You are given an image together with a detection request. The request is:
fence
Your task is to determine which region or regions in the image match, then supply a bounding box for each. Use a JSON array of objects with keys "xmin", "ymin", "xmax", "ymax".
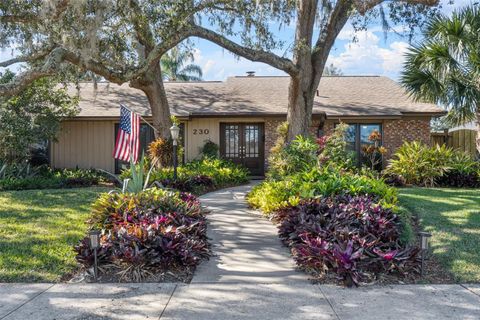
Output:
[{"xmin": 431, "ymin": 129, "xmax": 478, "ymax": 157}]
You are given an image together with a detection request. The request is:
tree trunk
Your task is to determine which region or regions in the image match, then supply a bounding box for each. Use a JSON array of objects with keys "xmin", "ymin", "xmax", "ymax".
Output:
[
  {"xmin": 286, "ymin": 0, "xmax": 350, "ymax": 142},
  {"xmin": 286, "ymin": 0, "xmax": 318, "ymax": 141},
  {"xmin": 286, "ymin": 73, "xmax": 315, "ymax": 140},
  {"xmin": 130, "ymin": 65, "xmax": 172, "ymax": 139}
]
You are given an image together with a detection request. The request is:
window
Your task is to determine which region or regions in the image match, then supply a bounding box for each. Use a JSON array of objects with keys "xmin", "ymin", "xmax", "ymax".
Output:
[
  {"xmin": 335, "ymin": 123, "xmax": 383, "ymax": 168},
  {"xmin": 114, "ymin": 123, "xmax": 184, "ymax": 173}
]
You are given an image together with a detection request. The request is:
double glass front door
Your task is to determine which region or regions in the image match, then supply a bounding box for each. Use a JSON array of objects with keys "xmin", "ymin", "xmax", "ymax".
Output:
[{"xmin": 220, "ymin": 123, "xmax": 265, "ymax": 176}]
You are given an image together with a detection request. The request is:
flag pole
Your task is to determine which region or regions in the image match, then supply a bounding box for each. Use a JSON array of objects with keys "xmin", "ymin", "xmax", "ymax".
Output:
[{"xmin": 120, "ymin": 104, "xmax": 158, "ymax": 133}]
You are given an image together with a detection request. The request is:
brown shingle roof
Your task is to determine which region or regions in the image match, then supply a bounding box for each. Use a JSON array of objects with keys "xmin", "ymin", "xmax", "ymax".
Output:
[{"xmin": 70, "ymin": 76, "xmax": 443, "ymax": 119}]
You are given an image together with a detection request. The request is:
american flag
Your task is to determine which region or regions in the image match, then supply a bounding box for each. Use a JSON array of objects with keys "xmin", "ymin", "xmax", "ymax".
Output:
[{"xmin": 113, "ymin": 105, "xmax": 141, "ymax": 163}]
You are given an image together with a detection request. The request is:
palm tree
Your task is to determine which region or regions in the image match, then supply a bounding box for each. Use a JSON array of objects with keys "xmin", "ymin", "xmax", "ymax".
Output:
[
  {"xmin": 401, "ymin": 5, "xmax": 480, "ymax": 154},
  {"xmin": 161, "ymin": 47, "xmax": 203, "ymax": 81}
]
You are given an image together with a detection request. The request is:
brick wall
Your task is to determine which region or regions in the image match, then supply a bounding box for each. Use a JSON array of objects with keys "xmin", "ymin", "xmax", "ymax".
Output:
[
  {"xmin": 383, "ymin": 118, "xmax": 431, "ymax": 159},
  {"xmin": 263, "ymin": 117, "xmax": 432, "ymax": 166},
  {"xmin": 264, "ymin": 118, "xmax": 285, "ymax": 166}
]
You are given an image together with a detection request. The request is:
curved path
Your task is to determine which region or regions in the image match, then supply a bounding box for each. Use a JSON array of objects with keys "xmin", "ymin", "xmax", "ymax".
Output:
[{"xmin": 192, "ymin": 181, "xmax": 307, "ymax": 284}]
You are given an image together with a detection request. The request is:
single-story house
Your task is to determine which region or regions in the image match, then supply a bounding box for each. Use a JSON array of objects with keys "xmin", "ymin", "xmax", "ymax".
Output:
[{"xmin": 50, "ymin": 75, "xmax": 444, "ymax": 175}]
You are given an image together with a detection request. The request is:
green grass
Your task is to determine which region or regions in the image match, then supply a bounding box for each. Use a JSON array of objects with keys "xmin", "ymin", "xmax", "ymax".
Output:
[
  {"xmin": 0, "ymin": 187, "xmax": 108, "ymax": 282},
  {"xmin": 398, "ymin": 187, "xmax": 480, "ymax": 283}
]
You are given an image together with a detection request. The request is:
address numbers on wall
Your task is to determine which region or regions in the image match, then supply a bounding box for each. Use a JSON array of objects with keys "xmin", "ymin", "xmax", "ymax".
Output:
[{"xmin": 192, "ymin": 129, "xmax": 210, "ymax": 135}]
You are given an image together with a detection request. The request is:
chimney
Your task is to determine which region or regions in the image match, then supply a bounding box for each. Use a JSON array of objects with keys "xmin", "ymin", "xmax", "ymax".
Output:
[{"xmin": 246, "ymin": 71, "xmax": 255, "ymax": 77}]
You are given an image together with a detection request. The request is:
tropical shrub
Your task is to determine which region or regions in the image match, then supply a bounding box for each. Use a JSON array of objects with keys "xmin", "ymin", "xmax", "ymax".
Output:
[
  {"xmin": 148, "ymin": 138, "xmax": 184, "ymax": 168},
  {"xmin": 248, "ymin": 166, "xmax": 397, "ymax": 214},
  {"xmin": 386, "ymin": 141, "xmax": 480, "ymax": 187},
  {"xmin": 360, "ymin": 130, "xmax": 387, "ymax": 171},
  {"xmin": 74, "ymin": 188, "xmax": 209, "ymax": 281},
  {"xmin": 273, "ymin": 195, "xmax": 419, "ymax": 286},
  {"xmin": 160, "ymin": 175, "xmax": 214, "ymax": 193},
  {"xmin": 200, "ymin": 140, "xmax": 219, "ymax": 158},
  {"xmin": 0, "ymin": 164, "xmax": 110, "ymax": 191},
  {"xmin": 147, "ymin": 158, "xmax": 249, "ymax": 193},
  {"xmin": 318, "ymin": 123, "xmax": 355, "ymax": 169},
  {"xmin": 436, "ymin": 170, "xmax": 480, "ymax": 188},
  {"xmin": 267, "ymin": 135, "xmax": 319, "ymax": 180}
]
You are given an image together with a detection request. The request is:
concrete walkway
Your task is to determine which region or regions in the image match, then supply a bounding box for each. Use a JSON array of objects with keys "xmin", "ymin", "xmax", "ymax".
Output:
[{"xmin": 1, "ymin": 183, "xmax": 480, "ymax": 319}]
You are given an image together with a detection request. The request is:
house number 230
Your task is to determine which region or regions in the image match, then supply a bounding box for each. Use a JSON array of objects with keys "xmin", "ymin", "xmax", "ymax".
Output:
[{"xmin": 193, "ymin": 129, "xmax": 209, "ymax": 135}]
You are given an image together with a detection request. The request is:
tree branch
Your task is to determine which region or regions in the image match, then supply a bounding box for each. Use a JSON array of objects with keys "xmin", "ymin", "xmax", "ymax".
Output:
[
  {"xmin": 0, "ymin": 47, "xmax": 67, "ymax": 96},
  {"xmin": 0, "ymin": 0, "xmax": 70, "ymax": 24},
  {"xmin": 311, "ymin": 0, "xmax": 351, "ymax": 78},
  {"xmin": 128, "ymin": 0, "xmax": 155, "ymax": 52},
  {"xmin": 189, "ymin": 24, "xmax": 298, "ymax": 76},
  {"xmin": 0, "ymin": 46, "xmax": 55, "ymax": 67},
  {"xmin": 353, "ymin": 0, "xmax": 439, "ymax": 15}
]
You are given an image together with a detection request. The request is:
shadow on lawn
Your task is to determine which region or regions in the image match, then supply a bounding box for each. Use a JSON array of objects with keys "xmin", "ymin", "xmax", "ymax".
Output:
[
  {"xmin": 0, "ymin": 188, "xmax": 107, "ymax": 282},
  {"xmin": 398, "ymin": 188, "xmax": 480, "ymax": 282}
]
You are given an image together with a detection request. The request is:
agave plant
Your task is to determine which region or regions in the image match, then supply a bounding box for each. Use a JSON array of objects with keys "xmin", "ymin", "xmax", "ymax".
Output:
[{"xmin": 100, "ymin": 154, "xmax": 159, "ymax": 194}]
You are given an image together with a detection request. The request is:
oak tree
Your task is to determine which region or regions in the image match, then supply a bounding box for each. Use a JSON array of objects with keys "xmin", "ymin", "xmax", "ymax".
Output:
[
  {"xmin": 190, "ymin": 0, "xmax": 441, "ymax": 140},
  {"xmin": 0, "ymin": 0, "xmax": 219, "ymax": 138}
]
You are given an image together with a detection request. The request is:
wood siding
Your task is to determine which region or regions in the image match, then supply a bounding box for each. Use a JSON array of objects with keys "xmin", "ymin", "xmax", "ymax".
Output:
[
  {"xmin": 51, "ymin": 117, "xmax": 270, "ymax": 171},
  {"xmin": 51, "ymin": 120, "xmax": 115, "ymax": 172},
  {"xmin": 431, "ymin": 129, "xmax": 478, "ymax": 157},
  {"xmin": 185, "ymin": 117, "xmax": 268, "ymax": 161}
]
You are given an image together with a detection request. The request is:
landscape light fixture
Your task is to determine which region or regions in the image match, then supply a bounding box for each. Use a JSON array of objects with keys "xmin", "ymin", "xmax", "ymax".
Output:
[
  {"xmin": 170, "ymin": 124, "xmax": 180, "ymax": 180},
  {"xmin": 418, "ymin": 231, "xmax": 432, "ymax": 276},
  {"xmin": 89, "ymin": 229, "xmax": 101, "ymax": 281}
]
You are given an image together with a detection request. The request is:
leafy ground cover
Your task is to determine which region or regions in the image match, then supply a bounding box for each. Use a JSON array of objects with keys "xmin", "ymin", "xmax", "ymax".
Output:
[
  {"xmin": 0, "ymin": 187, "xmax": 108, "ymax": 282},
  {"xmin": 398, "ymin": 187, "xmax": 480, "ymax": 282},
  {"xmin": 274, "ymin": 195, "xmax": 418, "ymax": 286},
  {"xmin": 122, "ymin": 157, "xmax": 250, "ymax": 195},
  {"xmin": 0, "ymin": 164, "xmax": 112, "ymax": 191},
  {"xmin": 75, "ymin": 188, "xmax": 210, "ymax": 282}
]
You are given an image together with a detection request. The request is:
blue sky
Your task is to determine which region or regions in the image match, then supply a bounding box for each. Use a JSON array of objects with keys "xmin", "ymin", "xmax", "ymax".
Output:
[
  {"xmin": 0, "ymin": 0, "xmax": 472, "ymax": 81},
  {"xmin": 190, "ymin": 0, "xmax": 472, "ymax": 81}
]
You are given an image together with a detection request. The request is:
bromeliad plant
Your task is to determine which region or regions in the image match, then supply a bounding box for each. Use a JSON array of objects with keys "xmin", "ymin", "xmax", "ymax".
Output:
[
  {"xmin": 361, "ymin": 130, "xmax": 387, "ymax": 171},
  {"xmin": 273, "ymin": 195, "xmax": 419, "ymax": 286},
  {"xmin": 74, "ymin": 188, "xmax": 209, "ymax": 281}
]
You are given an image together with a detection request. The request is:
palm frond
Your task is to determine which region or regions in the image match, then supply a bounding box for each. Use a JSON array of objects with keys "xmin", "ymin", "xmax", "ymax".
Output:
[{"xmin": 401, "ymin": 5, "xmax": 480, "ymax": 127}]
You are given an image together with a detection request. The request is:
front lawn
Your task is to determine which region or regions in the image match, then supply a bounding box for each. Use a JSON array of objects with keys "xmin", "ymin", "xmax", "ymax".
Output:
[
  {"xmin": 0, "ymin": 187, "xmax": 108, "ymax": 282},
  {"xmin": 398, "ymin": 188, "xmax": 480, "ymax": 282}
]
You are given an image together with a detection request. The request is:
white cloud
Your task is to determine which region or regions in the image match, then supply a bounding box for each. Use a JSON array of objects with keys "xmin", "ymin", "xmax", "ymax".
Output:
[
  {"xmin": 328, "ymin": 30, "xmax": 409, "ymax": 79},
  {"xmin": 193, "ymin": 46, "xmax": 286, "ymax": 80}
]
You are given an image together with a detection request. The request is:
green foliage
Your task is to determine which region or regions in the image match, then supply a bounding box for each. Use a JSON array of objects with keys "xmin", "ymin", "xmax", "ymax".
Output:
[
  {"xmin": 161, "ymin": 45, "xmax": 203, "ymax": 81},
  {"xmin": 318, "ymin": 123, "xmax": 355, "ymax": 169},
  {"xmin": 386, "ymin": 141, "xmax": 479, "ymax": 187},
  {"xmin": 401, "ymin": 5, "xmax": 480, "ymax": 126},
  {"xmin": 267, "ymin": 135, "xmax": 319, "ymax": 180},
  {"xmin": 151, "ymin": 158, "xmax": 249, "ymax": 187},
  {"xmin": 248, "ymin": 166, "xmax": 397, "ymax": 214},
  {"xmin": 0, "ymin": 72, "xmax": 78, "ymax": 162},
  {"xmin": 200, "ymin": 139, "xmax": 219, "ymax": 158},
  {"xmin": 0, "ymin": 165, "xmax": 110, "ymax": 191},
  {"xmin": 122, "ymin": 158, "xmax": 249, "ymax": 193},
  {"xmin": 250, "ymin": 127, "xmax": 395, "ymax": 214}
]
